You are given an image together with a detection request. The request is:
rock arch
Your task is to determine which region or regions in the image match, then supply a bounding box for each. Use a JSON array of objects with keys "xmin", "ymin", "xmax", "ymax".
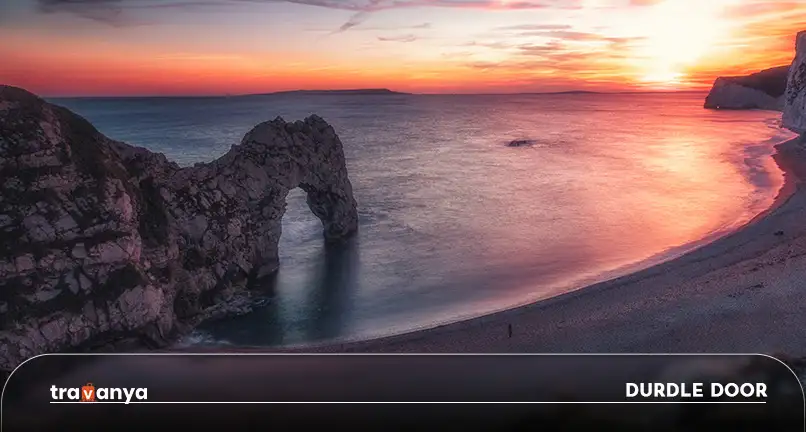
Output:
[
  {"xmin": 0, "ymin": 86, "xmax": 358, "ymax": 371},
  {"xmin": 167, "ymin": 115, "xmax": 359, "ymax": 277}
]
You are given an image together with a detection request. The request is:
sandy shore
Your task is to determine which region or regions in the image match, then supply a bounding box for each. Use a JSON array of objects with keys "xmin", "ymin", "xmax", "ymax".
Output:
[{"xmin": 245, "ymin": 135, "xmax": 806, "ymax": 357}]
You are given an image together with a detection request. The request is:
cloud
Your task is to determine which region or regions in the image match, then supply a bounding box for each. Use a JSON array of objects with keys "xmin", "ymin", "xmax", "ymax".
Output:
[
  {"xmin": 494, "ymin": 24, "xmax": 571, "ymax": 31},
  {"xmin": 460, "ymin": 28, "xmax": 646, "ymax": 87},
  {"xmin": 464, "ymin": 40, "xmax": 517, "ymax": 49},
  {"xmin": 334, "ymin": 0, "xmax": 382, "ymax": 33},
  {"xmin": 33, "ymin": 0, "xmax": 569, "ymax": 30},
  {"xmin": 377, "ymin": 34, "xmax": 418, "ymax": 42},
  {"xmin": 35, "ymin": 0, "xmax": 235, "ymax": 26},
  {"xmin": 723, "ymin": 1, "xmax": 805, "ymax": 19}
]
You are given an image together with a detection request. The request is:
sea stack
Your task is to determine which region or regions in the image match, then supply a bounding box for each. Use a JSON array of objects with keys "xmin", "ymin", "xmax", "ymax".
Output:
[
  {"xmin": 783, "ymin": 31, "xmax": 806, "ymax": 134},
  {"xmin": 0, "ymin": 85, "xmax": 358, "ymax": 372},
  {"xmin": 704, "ymin": 66, "xmax": 790, "ymax": 111}
]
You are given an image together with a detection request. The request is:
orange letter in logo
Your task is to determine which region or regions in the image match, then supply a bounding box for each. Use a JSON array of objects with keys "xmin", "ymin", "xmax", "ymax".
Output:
[{"xmin": 81, "ymin": 383, "xmax": 95, "ymax": 402}]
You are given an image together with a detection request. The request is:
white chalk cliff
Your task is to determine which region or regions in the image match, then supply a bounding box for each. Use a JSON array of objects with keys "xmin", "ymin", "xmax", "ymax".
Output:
[
  {"xmin": 784, "ymin": 31, "xmax": 806, "ymax": 134},
  {"xmin": 704, "ymin": 66, "xmax": 790, "ymax": 111}
]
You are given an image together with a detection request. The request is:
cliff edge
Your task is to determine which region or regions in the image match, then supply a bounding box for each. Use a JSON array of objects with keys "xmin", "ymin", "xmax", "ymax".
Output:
[
  {"xmin": 0, "ymin": 86, "xmax": 358, "ymax": 371},
  {"xmin": 784, "ymin": 31, "xmax": 806, "ymax": 133},
  {"xmin": 704, "ymin": 65, "xmax": 790, "ymax": 111}
]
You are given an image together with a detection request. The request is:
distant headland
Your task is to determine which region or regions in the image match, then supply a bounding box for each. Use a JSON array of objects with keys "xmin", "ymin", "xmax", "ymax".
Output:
[
  {"xmin": 262, "ymin": 88, "xmax": 409, "ymax": 96},
  {"xmin": 704, "ymin": 65, "xmax": 790, "ymax": 111}
]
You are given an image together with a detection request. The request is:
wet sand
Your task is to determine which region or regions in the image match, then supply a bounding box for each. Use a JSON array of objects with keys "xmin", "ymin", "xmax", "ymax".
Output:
[{"xmin": 257, "ymin": 136, "xmax": 806, "ymax": 357}]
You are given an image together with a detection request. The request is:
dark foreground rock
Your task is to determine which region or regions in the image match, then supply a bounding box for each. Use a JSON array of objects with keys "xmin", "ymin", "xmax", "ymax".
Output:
[
  {"xmin": 784, "ymin": 31, "xmax": 806, "ymax": 133},
  {"xmin": 0, "ymin": 85, "xmax": 358, "ymax": 371},
  {"xmin": 704, "ymin": 65, "xmax": 790, "ymax": 111}
]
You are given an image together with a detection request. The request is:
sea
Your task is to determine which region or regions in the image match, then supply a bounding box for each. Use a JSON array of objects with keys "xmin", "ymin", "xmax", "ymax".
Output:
[{"xmin": 52, "ymin": 92, "xmax": 797, "ymax": 348}]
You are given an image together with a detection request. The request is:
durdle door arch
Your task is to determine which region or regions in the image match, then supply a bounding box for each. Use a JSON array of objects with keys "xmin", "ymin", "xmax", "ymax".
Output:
[{"xmin": 0, "ymin": 86, "xmax": 357, "ymax": 372}]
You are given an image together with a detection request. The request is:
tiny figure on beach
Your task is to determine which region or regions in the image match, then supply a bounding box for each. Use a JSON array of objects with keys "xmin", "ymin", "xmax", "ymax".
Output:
[{"xmin": 508, "ymin": 323, "xmax": 513, "ymax": 338}]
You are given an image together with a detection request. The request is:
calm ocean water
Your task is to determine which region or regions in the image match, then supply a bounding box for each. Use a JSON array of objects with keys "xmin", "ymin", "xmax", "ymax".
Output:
[{"xmin": 53, "ymin": 92, "xmax": 796, "ymax": 347}]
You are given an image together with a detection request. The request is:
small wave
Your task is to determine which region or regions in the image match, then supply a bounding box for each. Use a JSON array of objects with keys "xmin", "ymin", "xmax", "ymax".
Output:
[
  {"xmin": 282, "ymin": 218, "xmax": 318, "ymax": 238},
  {"xmin": 175, "ymin": 330, "xmax": 233, "ymax": 348},
  {"xmin": 764, "ymin": 117, "xmax": 783, "ymax": 129}
]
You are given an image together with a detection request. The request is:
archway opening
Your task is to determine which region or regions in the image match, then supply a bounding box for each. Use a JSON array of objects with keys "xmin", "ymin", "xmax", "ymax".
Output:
[{"xmin": 279, "ymin": 187, "xmax": 325, "ymax": 263}]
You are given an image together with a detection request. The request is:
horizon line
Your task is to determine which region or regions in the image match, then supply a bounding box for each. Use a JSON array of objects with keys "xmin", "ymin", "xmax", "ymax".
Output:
[{"xmin": 44, "ymin": 89, "xmax": 709, "ymax": 99}]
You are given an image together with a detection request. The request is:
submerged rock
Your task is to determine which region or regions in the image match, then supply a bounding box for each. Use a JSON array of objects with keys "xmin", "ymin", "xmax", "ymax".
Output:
[
  {"xmin": 507, "ymin": 139, "xmax": 536, "ymax": 147},
  {"xmin": 0, "ymin": 86, "xmax": 358, "ymax": 371},
  {"xmin": 704, "ymin": 65, "xmax": 790, "ymax": 111},
  {"xmin": 784, "ymin": 31, "xmax": 806, "ymax": 134}
]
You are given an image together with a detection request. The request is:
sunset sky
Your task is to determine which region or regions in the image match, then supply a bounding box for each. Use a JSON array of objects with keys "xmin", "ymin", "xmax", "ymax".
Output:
[{"xmin": 0, "ymin": 0, "xmax": 804, "ymax": 96}]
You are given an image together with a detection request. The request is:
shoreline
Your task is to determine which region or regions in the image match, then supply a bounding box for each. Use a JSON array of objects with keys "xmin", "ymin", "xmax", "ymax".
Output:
[{"xmin": 176, "ymin": 134, "xmax": 806, "ymax": 356}]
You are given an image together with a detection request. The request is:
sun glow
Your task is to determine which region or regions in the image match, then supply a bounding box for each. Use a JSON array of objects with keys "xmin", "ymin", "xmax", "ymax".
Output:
[
  {"xmin": 639, "ymin": 71, "xmax": 683, "ymax": 86},
  {"xmin": 0, "ymin": 0, "xmax": 799, "ymax": 95},
  {"xmin": 633, "ymin": 0, "xmax": 737, "ymax": 85}
]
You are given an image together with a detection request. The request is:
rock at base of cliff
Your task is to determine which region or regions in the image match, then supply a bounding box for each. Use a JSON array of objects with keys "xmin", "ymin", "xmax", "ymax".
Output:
[{"xmin": 507, "ymin": 139, "xmax": 536, "ymax": 147}]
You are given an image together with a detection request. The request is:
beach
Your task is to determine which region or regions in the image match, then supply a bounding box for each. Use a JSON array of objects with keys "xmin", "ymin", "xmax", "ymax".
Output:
[{"xmin": 210, "ymin": 135, "xmax": 806, "ymax": 357}]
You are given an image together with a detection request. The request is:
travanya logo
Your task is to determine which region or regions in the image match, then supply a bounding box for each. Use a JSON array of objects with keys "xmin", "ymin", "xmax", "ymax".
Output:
[{"xmin": 50, "ymin": 383, "xmax": 148, "ymax": 404}]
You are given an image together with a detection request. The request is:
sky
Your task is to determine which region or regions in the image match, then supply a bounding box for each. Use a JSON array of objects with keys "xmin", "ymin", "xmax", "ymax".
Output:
[{"xmin": 0, "ymin": 0, "xmax": 804, "ymax": 96}]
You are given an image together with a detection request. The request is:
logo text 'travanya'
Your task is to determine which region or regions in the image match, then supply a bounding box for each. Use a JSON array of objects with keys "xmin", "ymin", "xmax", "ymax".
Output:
[{"xmin": 50, "ymin": 383, "xmax": 148, "ymax": 404}]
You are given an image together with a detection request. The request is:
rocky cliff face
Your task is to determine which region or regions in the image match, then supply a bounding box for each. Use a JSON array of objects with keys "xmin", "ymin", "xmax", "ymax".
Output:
[
  {"xmin": 704, "ymin": 66, "xmax": 790, "ymax": 111},
  {"xmin": 0, "ymin": 86, "xmax": 358, "ymax": 372},
  {"xmin": 784, "ymin": 31, "xmax": 806, "ymax": 133}
]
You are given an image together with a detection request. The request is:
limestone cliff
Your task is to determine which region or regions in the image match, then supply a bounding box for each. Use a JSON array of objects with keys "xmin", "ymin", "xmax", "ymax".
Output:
[
  {"xmin": 784, "ymin": 31, "xmax": 806, "ymax": 133},
  {"xmin": 0, "ymin": 86, "xmax": 358, "ymax": 371},
  {"xmin": 704, "ymin": 66, "xmax": 790, "ymax": 111}
]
